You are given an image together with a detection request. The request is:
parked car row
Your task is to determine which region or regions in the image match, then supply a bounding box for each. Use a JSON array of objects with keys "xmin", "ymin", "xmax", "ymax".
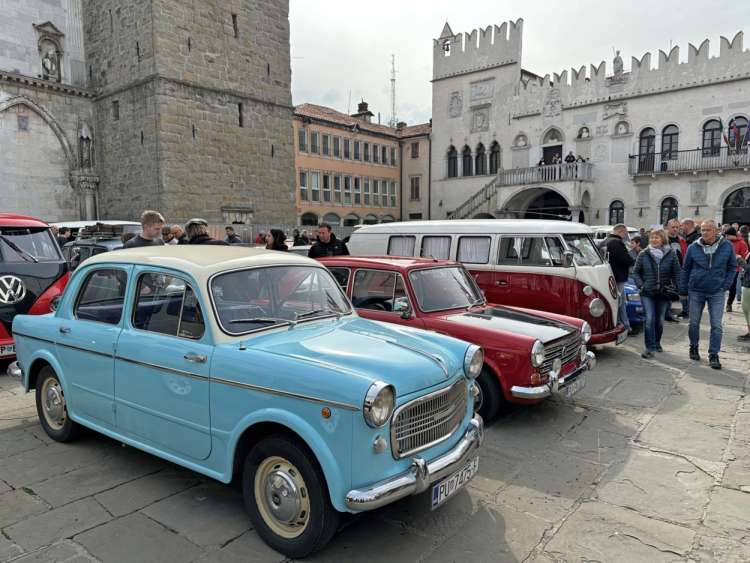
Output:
[{"xmin": 5, "ymin": 217, "xmax": 620, "ymax": 557}]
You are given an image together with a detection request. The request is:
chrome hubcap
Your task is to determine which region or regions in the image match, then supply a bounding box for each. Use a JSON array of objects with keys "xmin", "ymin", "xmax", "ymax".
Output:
[
  {"xmin": 42, "ymin": 378, "xmax": 66, "ymax": 430},
  {"xmin": 254, "ymin": 456, "xmax": 310, "ymax": 539},
  {"xmin": 264, "ymin": 470, "xmax": 301, "ymax": 524}
]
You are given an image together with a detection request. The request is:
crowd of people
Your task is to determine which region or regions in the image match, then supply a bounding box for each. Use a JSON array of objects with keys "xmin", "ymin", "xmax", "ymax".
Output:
[
  {"xmin": 113, "ymin": 211, "xmax": 350, "ymax": 259},
  {"xmin": 603, "ymin": 218, "xmax": 749, "ymax": 369}
]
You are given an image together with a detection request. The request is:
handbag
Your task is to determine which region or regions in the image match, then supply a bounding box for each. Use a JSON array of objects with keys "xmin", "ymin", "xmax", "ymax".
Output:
[{"xmin": 659, "ymin": 282, "xmax": 680, "ymax": 302}]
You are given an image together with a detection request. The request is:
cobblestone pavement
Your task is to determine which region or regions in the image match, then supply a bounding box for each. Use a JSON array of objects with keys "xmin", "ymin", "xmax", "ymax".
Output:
[{"xmin": 0, "ymin": 311, "xmax": 748, "ymax": 562}]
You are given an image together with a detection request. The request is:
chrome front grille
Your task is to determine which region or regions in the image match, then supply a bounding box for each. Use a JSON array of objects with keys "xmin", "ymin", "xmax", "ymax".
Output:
[
  {"xmin": 391, "ymin": 381, "xmax": 467, "ymax": 459},
  {"xmin": 541, "ymin": 331, "xmax": 582, "ymax": 376}
]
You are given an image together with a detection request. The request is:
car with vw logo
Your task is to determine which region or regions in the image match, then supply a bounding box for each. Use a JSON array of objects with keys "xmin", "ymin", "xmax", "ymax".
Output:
[
  {"xmin": 9, "ymin": 246, "xmax": 483, "ymax": 557},
  {"xmin": 0, "ymin": 214, "xmax": 69, "ymax": 360}
]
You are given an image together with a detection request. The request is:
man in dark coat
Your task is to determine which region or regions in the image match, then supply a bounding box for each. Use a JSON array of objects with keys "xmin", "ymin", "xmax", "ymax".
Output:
[
  {"xmin": 604, "ymin": 224, "xmax": 635, "ymax": 335},
  {"xmin": 123, "ymin": 210, "xmax": 166, "ymax": 249},
  {"xmin": 681, "ymin": 218, "xmax": 700, "ymax": 245},
  {"xmin": 679, "ymin": 220, "xmax": 737, "ymax": 369},
  {"xmin": 308, "ymin": 223, "xmax": 349, "ymax": 259},
  {"xmin": 224, "ymin": 226, "xmax": 243, "ymax": 244},
  {"xmin": 185, "ymin": 218, "xmax": 228, "ymax": 245}
]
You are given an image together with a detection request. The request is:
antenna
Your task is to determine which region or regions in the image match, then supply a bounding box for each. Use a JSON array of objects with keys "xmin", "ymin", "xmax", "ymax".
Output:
[
  {"xmin": 389, "ymin": 54, "xmax": 397, "ymax": 128},
  {"xmin": 347, "ymin": 90, "xmax": 351, "ymax": 115}
]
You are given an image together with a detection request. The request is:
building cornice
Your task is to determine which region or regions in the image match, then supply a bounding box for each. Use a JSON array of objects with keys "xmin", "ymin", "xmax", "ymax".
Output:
[
  {"xmin": 0, "ymin": 70, "xmax": 94, "ymax": 98},
  {"xmin": 432, "ymin": 59, "xmax": 517, "ymax": 83}
]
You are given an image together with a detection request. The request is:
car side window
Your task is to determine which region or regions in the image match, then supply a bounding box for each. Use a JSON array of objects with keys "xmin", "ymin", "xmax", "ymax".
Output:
[
  {"xmin": 328, "ymin": 267, "xmax": 350, "ymax": 289},
  {"xmin": 497, "ymin": 237, "xmax": 520, "ymax": 265},
  {"xmin": 133, "ymin": 272, "xmax": 205, "ymax": 339},
  {"xmin": 387, "ymin": 236, "xmax": 415, "ymax": 256},
  {"xmin": 519, "ymin": 237, "xmax": 552, "ymax": 267},
  {"xmin": 75, "ymin": 268, "xmax": 128, "ymax": 325},
  {"xmin": 352, "ymin": 270, "xmax": 410, "ymax": 312}
]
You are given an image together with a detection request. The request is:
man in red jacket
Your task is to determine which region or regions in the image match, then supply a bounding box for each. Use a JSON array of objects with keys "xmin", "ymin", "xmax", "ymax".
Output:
[{"xmin": 725, "ymin": 227, "xmax": 749, "ymax": 312}]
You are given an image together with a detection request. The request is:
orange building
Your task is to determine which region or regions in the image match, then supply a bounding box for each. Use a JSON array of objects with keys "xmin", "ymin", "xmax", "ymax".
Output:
[{"xmin": 293, "ymin": 101, "xmax": 407, "ymax": 229}]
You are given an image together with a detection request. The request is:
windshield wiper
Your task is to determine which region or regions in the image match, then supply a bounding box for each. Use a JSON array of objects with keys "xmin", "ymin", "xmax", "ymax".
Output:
[
  {"xmin": 228, "ymin": 317, "xmax": 294, "ymax": 326},
  {"xmin": 0, "ymin": 235, "xmax": 38, "ymax": 263},
  {"xmin": 296, "ymin": 308, "xmax": 342, "ymax": 321}
]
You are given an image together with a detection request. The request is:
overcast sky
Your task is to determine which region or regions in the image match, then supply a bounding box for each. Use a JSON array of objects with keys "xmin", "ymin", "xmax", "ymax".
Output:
[{"xmin": 289, "ymin": 0, "xmax": 750, "ymax": 126}]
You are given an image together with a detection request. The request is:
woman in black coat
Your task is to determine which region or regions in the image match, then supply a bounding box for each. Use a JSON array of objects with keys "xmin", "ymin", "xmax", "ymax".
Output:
[
  {"xmin": 632, "ymin": 228, "xmax": 681, "ymax": 358},
  {"xmin": 265, "ymin": 229, "xmax": 288, "ymax": 252}
]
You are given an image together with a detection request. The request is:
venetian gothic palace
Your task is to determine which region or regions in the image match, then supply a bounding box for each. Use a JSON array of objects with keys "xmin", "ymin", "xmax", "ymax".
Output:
[{"xmin": 431, "ymin": 19, "xmax": 750, "ymax": 226}]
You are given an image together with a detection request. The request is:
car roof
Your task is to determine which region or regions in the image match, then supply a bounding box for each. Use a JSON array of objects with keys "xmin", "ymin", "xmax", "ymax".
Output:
[
  {"xmin": 320, "ymin": 255, "xmax": 458, "ymax": 270},
  {"xmin": 0, "ymin": 213, "xmax": 50, "ymax": 228},
  {"xmin": 84, "ymin": 246, "xmax": 321, "ymax": 283},
  {"xmin": 350, "ymin": 219, "xmax": 594, "ymax": 235},
  {"xmin": 51, "ymin": 220, "xmax": 140, "ymax": 228}
]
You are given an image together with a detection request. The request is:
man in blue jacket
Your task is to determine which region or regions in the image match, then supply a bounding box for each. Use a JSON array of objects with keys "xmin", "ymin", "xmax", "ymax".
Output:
[{"xmin": 679, "ymin": 220, "xmax": 737, "ymax": 369}]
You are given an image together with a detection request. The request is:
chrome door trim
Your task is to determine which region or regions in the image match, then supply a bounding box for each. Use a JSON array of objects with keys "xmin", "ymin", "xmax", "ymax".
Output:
[
  {"xmin": 211, "ymin": 376, "xmax": 359, "ymax": 411},
  {"xmin": 115, "ymin": 355, "xmax": 209, "ymax": 382}
]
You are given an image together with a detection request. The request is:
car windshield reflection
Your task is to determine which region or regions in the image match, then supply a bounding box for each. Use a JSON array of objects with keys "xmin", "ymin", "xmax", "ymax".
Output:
[{"xmin": 409, "ymin": 267, "xmax": 485, "ymax": 312}]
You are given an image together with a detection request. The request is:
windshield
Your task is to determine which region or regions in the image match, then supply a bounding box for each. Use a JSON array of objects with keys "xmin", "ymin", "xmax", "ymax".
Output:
[
  {"xmin": 409, "ymin": 267, "xmax": 484, "ymax": 312},
  {"xmin": 0, "ymin": 227, "xmax": 62, "ymax": 263},
  {"xmin": 563, "ymin": 234, "xmax": 604, "ymax": 266},
  {"xmin": 210, "ymin": 265, "xmax": 352, "ymax": 335}
]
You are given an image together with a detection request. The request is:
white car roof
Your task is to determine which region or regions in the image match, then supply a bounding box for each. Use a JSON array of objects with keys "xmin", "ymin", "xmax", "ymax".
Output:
[
  {"xmin": 351, "ymin": 219, "xmax": 594, "ymax": 235},
  {"xmin": 52, "ymin": 220, "xmax": 140, "ymax": 228}
]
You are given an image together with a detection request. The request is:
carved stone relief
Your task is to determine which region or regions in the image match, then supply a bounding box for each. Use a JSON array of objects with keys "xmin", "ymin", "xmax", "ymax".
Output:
[
  {"xmin": 471, "ymin": 106, "xmax": 490, "ymax": 132},
  {"xmin": 542, "ymin": 88, "xmax": 562, "ymax": 119},
  {"xmin": 592, "ymin": 143, "xmax": 608, "ymax": 162},
  {"xmin": 470, "ymin": 79, "xmax": 495, "ymax": 102},
  {"xmin": 448, "ymin": 91, "xmax": 463, "ymax": 118},
  {"xmin": 595, "ymin": 125, "xmax": 609, "ymax": 136},
  {"xmin": 603, "ymin": 101, "xmax": 627, "ymax": 120},
  {"xmin": 690, "ymin": 180, "xmax": 708, "ymax": 205}
]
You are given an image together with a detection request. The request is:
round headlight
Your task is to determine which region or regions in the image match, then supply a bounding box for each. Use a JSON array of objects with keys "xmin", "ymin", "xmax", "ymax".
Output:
[
  {"xmin": 464, "ymin": 345, "xmax": 483, "ymax": 379},
  {"xmin": 580, "ymin": 321, "xmax": 592, "ymax": 343},
  {"xmin": 531, "ymin": 340, "xmax": 546, "ymax": 367},
  {"xmin": 579, "ymin": 344, "xmax": 588, "ymax": 362},
  {"xmin": 363, "ymin": 382, "xmax": 395, "ymax": 428},
  {"xmin": 582, "ymin": 285, "xmax": 594, "ymax": 296},
  {"xmin": 589, "ymin": 298, "xmax": 605, "ymax": 318}
]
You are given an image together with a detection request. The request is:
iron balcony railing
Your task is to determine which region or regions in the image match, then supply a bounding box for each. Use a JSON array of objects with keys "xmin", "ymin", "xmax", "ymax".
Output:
[
  {"xmin": 628, "ymin": 146, "xmax": 750, "ymax": 176},
  {"xmin": 496, "ymin": 162, "xmax": 594, "ymax": 186}
]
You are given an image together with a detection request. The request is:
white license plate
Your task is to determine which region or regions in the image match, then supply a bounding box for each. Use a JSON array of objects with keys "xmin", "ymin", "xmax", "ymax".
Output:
[
  {"xmin": 0, "ymin": 345, "xmax": 15, "ymax": 357},
  {"xmin": 564, "ymin": 373, "xmax": 587, "ymax": 398},
  {"xmin": 616, "ymin": 331, "xmax": 628, "ymax": 345},
  {"xmin": 431, "ymin": 456, "xmax": 479, "ymax": 510}
]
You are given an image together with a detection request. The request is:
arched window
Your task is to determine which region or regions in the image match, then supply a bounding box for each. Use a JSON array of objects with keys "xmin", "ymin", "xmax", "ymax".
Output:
[
  {"xmin": 475, "ymin": 143, "xmax": 486, "ymax": 175},
  {"xmin": 660, "ymin": 197, "xmax": 679, "ymax": 225},
  {"xmin": 608, "ymin": 200, "xmax": 625, "ymax": 226},
  {"xmin": 323, "ymin": 212, "xmax": 341, "ymax": 226},
  {"xmin": 728, "ymin": 116, "xmax": 749, "ymax": 152},
  {"xmin": 542, "ymin": 128, "xmax": 563, "ymax": 144},
  {"xmin": 489, "ymin": 141, "xmax": 501, "ymax": 174},
  {"xmin": 702, "ymin": 119, "xmax": 722, "ymax": 156},
  {"xmin": 638, "ymin": 128, "xmax": 656, "ymax": 172},
  {"xmin": 462, "ymin": 145, "xmax": 473, "ymax": 176},
  {"xmin": 661, "ymin": 124, "xmax": 679, "ymax": 160},
  {"xmin": 343, "ymin": 213, "xmax": 360, "ymax": 227},
  {"xmin": 363, "ymin": 214, "xmax": 378, "ymax": 225},
  {"xmin": 447, "ymin": 145, "xmax": 458, "ymax": 178},
  {"xmin": 381, "ymin": 215, "xmax": 396, "ymax": 223},
  {"xmin": 300, "ymin": 212, "xmax": 318, "ymax": 227}
]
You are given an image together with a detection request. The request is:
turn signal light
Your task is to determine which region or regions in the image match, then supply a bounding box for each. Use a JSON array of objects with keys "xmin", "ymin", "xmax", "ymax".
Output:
[{"xmin": 530, "ymin": 372, "xmax": 541, "ymax": 386}]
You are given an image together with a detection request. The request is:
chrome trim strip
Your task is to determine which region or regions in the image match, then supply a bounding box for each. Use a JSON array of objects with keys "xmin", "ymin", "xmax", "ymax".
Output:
[
  {"xmin": 115, "ymin": 356, "xmax": 209, "ymax": 382},
  {"xmin": 211, "ymin": 376, "xmax": 360, "ymax": 411},
  {"xmin": 510, "ymin": 351, "xmax": 595, "ymax": 400},
  {"xmin": 58, "ymin": 342, "xmax": 113, "ymax": 359},
  {"xmin": 385, "ymin": 340, "xmax": 449, "ymax": 377},
  {"xmin": 11, "ymin": 332, "xmax": 54, "ymax": 345},
  {"xmin": 345, "ymin": 415, "xmax": 483, "ymax": 512}
]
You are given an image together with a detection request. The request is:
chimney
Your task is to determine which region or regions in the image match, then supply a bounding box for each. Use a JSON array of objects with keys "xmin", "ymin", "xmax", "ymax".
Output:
[
  {"xmin": 396, "ymin": 121, "xmax": 407, "ymax": 131},
  {"xmin": 351, "ymin": 99, "xmax": 374, "ymax": 123}
]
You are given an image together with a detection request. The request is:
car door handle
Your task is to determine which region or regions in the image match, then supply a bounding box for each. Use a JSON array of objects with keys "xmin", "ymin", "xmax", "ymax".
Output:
[
  {"xmin": 59, "ymin": 326, "xmax": 71, "ymax": 334},
  {"xmin": 495, "ymin": 280, "xmax": 509, "ymax": 286},
  {"xmin": 184, "ymin": 353, "xmax": 207, "ymax": 363}
]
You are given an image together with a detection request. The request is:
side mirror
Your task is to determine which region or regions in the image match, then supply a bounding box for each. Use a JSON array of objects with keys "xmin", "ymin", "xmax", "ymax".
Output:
[
  {"xmin": 393, "ymin": 297, "xmax": 411, "ymax": 319},
  {"xmin": 562, "ymin": 251, "xmax": 575, "ymax": 268},
  {"xmin": 50, "ymin": 295, "xmax": 61, "ymax": 312}
]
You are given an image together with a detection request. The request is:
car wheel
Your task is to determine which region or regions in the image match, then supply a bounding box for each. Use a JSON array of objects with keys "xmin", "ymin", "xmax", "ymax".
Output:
[
  {"xmin": 242, "ymin": 435, "xmax": 340, "ymax": 558},
  {"xmin": 476, "ymin": 367, "xmax": 503, "ymax": 422},
  {"xmin": 35, "ymin": 366, "xmax": 80, "ymax": 442}
]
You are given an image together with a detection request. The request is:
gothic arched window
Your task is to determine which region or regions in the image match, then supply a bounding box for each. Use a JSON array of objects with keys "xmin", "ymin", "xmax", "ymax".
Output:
[
  {"xmin": 447, "ymin": 146, "xmax": 458, "ymax": 178},
  {"xmin": 608, "ymin": 200, "xmax": 624, "ymax": 226},
  {"xmin": 661, "ymin": 124, "xmax": 679, "ymax": 160},
  {"xmin": 462, "ymin": 145, "xmax": 473, "ymax": 177},
  {"xmin": 660, "ymin": 197, "xmax": 679, "ymax": 225},
  {"xmin": 475, "ymin": 143, "xmax": 486, "ymax": 175},
  {"xmin": 702, "ymin": 119, "xmax": 722, "ymax": 157},
  {"xmin": 489, "ymin": 142, "xmax": 500, "ymax": 174},
  {"xmin": 728, "ymin": 116, "xmax": 748, "ymax": 152},
  {"xmin": 638, "ymin": 128, "xmax": 656, "ymax": 172}
]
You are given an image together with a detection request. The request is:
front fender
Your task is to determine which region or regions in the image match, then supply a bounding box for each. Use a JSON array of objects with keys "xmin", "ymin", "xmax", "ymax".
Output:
[{"xmin": 224, "ymin": 407, "xmax": 353, "ymax": 512}]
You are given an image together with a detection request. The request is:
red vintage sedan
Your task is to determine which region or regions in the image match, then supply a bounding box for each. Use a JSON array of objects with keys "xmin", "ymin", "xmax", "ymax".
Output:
[{"xmin": 320, "ymin": 256, "xmax": 596, "ymax": 421}]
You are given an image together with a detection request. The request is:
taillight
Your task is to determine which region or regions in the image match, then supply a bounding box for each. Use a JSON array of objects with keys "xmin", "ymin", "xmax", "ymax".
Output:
[{"xmin": 28, "ymin": 272, "xmax": 70, "ymax": 315}]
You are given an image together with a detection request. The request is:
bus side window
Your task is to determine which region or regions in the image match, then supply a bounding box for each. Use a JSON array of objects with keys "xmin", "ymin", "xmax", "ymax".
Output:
[
  {"xmin": 497, "ymin": 237, "xmax": 520, "ymax": 265},
  {"xmin": 387, "ymin": 236, "xmax": 416, "ymax": 256}
]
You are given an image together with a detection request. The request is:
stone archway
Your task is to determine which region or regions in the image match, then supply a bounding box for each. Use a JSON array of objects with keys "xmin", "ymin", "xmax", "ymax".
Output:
[
  {"xmin": 501, "ymin": 187, "xmax": 572, "ymax": 220},
  {"xmin": 722, "ymin": 185, "xmax": 750, "ymax": 225},
  {"xmin": 473, "ymin": 212, "xmax": 495, "ymax": 219}
]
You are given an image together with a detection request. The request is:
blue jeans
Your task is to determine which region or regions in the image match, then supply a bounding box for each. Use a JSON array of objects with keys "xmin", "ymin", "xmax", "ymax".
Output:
[
  {"xmin": 617, "ymin": 282, "xmax": 630, "ymax": 331},
  {"xmin": 688, "ymin": 291, "xmax": 725, "ymax": 355},
  {"xmin": 641, "ymin": 295, "xmax": 670, "ymax": 351}
]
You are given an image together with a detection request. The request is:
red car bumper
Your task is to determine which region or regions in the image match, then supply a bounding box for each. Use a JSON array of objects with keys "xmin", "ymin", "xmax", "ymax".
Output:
[{"xmin": 589, "ymin": 323, "xmax": 626, "ymax": 345}]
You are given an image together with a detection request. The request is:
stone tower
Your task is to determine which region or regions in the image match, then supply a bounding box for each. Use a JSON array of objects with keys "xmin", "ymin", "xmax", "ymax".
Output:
[{"xmin": 82, "ymin": 0, "xmax": 295, "ymax": 225}]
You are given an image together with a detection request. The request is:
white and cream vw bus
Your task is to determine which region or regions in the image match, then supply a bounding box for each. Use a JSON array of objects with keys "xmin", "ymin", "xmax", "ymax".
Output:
[{"xmin": 347, "ymin": 220, "xmax": 626, "ymax": 345}]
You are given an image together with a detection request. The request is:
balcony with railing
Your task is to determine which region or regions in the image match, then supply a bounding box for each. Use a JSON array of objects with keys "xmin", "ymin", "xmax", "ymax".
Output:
[
  {"xmin": 628, "ymin": 146, "xmax": 750, "ymax": 177},
  {"xmin": 496, "ymin": 162, "xmax": 594, "ymax": 186}
]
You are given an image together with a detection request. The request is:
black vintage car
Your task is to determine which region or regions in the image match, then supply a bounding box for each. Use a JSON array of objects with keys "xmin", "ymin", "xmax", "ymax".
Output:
[{"xmin": 61, "ymin": 224, "xmax": 128, "ymax": 270}]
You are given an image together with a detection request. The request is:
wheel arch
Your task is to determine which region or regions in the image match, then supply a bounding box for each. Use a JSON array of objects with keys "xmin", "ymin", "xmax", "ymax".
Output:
[{"xmin": 26, "ymin": 352, "xmax": 66, "ymax": 392}]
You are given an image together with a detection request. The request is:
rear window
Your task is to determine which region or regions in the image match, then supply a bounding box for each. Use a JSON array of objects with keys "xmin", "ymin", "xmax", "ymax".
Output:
[{"xmin": 0, "ymin": 227, "xmax": 61, "ymax": 263}]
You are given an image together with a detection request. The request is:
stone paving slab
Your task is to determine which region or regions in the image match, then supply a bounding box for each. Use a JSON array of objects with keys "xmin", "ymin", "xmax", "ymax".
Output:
[
  {"xmin": 6, "ymin": 540, "xmax": 99, "ymax": 563},
  {"xmin": 596, "ymin": 448, "xmax": 714, "ymax": 526},
  {"xmin": 0, "ymin": 488, "xmax": 48, "ymax": 529},
  {"xmin": 703, "ymin": 487, "xmax": 750, "ymax": 542},
  {"xmin": 543, "ymin": 500, "xmax": 695, "ymax": 562},
  {"xmin": 0, "ymin": 537, "xmax": 22, "ymax": 562},
  {"xmin": 195, "ymin": 531, "xmax": 284, "ymax": 563},
  {"xmin": 637, "ymin": 414, "xmax": 732, "ymax": 462},
  {"xmin": 689, "ymin": 535, "xmax": 750, "ymax": 562},
  {"xmin": 75, "ymin": 512, "xmax": 205, "ymax": 563}
]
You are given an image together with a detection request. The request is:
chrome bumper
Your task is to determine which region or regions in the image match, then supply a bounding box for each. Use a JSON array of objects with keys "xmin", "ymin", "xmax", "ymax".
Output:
[
  {"xmin": 345, "ymin": 415, "xmax": 483, "ymax": 512},
  {"xmin": 7, "ymin": 361, "xmax": 22, "ymax": 378},
  {"xmin": 510, "ymin": 351, "xmax": 596, "ymax": 400}
]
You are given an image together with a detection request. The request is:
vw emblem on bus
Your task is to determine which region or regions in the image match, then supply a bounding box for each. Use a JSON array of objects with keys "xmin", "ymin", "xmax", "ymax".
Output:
[{"xmin": 0, "ymin": 275, "xmax": 26, "ymax": 305}]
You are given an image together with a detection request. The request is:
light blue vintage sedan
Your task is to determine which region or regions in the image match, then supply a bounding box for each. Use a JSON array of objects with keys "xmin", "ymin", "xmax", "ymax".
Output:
[{"xmin": 10, "ymin": 246, "xmax": 483, "ymax": 558}]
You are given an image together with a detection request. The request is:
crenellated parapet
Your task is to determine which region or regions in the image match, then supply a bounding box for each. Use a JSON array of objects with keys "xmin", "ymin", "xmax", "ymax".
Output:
[
  {"xmin": 512, "ymin": 31, "xmax": 750, "ymax": 118},
  {"xmin": 433, "ymin": 19, "xmax": 523, "ymax": 81}
]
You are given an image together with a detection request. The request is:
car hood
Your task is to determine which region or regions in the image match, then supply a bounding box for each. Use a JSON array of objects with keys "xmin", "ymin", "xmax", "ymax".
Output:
[
  {"xmin": 442, "ymin": 306, "xmax": 575, "ymax": 343},
  {"xmin": 250, "ymin": 316, "xmax": 466, "ymax": 396}
]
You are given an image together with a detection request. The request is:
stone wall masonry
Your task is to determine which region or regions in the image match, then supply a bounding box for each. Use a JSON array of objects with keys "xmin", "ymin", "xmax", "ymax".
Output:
[
  {"xmin": 156, "ymin": 79, "xmax": 295, "ymax": 225},
  {"xmin": 152, "ymin": 0, "xmax": 291, "ymax": 107}
]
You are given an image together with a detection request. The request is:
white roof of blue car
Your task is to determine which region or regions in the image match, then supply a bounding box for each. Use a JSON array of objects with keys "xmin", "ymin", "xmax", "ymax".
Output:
[{"xmin": 350, "ymin": 219, "xmax": 594, "ymax": 235}]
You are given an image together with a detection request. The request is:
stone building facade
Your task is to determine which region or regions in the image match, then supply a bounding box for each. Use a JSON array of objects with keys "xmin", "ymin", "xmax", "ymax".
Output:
[
  {"xmin": 431, "ymin": 20, "xmax": 750, "ymax": 227},
  {"xmin": 1, "ymin": 0, "xmax": 295, "ymax": 226}
]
